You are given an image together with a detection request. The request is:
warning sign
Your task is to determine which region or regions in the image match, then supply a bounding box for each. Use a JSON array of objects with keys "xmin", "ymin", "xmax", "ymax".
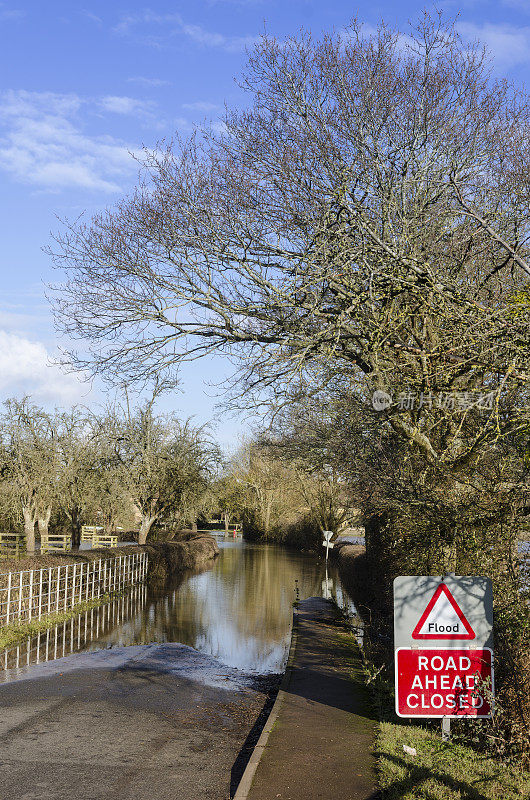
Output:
[
  {"xmin": 393, "ymin": 575, "xmax": 493, "ymax": 650},
  {"xmin": 395, "ymin": 648, "xmax": 493, "ymax": 718},
  {"xmin": 412, "ymin": 583, "xmax": 475, "ymax": 640},
  {"xmin": 393, "ymin": 575, "xmax": 494, "ymax": 719}
]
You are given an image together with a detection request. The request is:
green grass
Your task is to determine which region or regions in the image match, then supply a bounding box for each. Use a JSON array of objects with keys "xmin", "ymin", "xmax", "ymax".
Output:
[
  {"xmin": 0, "ymin": 594, "xmax": 114, "ymax": 649},
  {"xmin": 377, "ymin": 720, "xmax": 530, "ymax": 800}
]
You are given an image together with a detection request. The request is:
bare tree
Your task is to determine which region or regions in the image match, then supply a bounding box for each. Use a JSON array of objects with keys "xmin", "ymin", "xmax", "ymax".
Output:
[
  {"xmin": 49, "ymin": 16, "xmax": 530, "ymax": 550},
  {"xmin": 55, "ymin": 407, "xmax": 101, "ymax": 548},
  {"xmin": 100, "ymin": 391, "xmax": 218, "ymax": 544},
  {"xmin": 52, "ymin": 15, "xmax": 530, "ymax": 467},
  {"xmin": 0, "ymin": 398, "xmax": 58, "ymax": 552}
]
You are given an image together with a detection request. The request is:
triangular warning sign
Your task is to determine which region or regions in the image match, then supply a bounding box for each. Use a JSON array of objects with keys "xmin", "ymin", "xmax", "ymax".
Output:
[{"xmin": 412, "ymin": 583, "xmax": 475, "ymax": 640}]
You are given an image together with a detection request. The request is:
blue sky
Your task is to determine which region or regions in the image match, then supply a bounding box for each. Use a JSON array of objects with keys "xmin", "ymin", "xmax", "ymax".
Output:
[{"xmin": 1, "ymin": 0, "xmax": 530, "ymax": 449}]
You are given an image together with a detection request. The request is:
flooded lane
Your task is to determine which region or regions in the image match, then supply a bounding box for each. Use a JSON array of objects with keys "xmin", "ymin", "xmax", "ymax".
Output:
[{"xmin": 0, "ymin": 539, "xmax": 354, "ymax": 682}]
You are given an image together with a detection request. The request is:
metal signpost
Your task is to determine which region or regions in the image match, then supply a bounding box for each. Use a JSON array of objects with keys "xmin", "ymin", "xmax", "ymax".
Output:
[
  {"xmin": 394, "ymin": 575, "xmax": 494, "ymax": 737},
  {"xmin": 322, "ymin": 530, "xmax": 334, "ymax": 561}
]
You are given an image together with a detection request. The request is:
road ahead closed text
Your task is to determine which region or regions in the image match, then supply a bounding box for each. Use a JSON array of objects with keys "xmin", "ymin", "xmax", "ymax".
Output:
[{"xmin": 395, "ymin": 648, "xmax": 493, "ymax": 717}]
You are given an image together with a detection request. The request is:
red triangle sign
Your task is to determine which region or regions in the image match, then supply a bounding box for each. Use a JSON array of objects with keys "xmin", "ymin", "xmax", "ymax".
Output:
[{"xmin": 412, "ymin": 583, "xmax": 475, "ymax": 640}]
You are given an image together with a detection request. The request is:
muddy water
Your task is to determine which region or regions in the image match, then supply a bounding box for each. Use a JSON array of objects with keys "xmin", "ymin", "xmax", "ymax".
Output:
[{"xmin": 0, "ymin": 539, "xmax": 355, "ymax": 681}]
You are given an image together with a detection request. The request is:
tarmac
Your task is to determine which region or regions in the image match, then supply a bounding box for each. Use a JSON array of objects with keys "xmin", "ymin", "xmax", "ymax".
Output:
[
  {"xmin": 233, "ymin": 597, "xmax": 378, "ymax": 800},
  {"xmin": 0, "ymin": 643, "xmax": 277, "ymax": 800}
]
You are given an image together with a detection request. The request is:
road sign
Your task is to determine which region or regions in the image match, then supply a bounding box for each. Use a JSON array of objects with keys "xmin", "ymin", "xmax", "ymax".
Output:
[
  {"xmin": 394, "ymin": 576, "xmax": 493, "ymax": 649},
  {"xmin": 395, "ymin": 647, "xmax": 493, "ymax": 718},
  {"xmin": 394, "ymin": 575, "xmax": 494, "ymax": 719},
  {"xmin": 323, "ymin": 531, "xmax": 333, "ymax": 542},
  {"xmin": 411, "ymin": 583, "xmax": 475, "ymax": 640}
]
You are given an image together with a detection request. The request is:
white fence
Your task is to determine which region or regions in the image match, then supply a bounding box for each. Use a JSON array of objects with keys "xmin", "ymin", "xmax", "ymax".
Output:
[
  {"xmin": 1, "ymin": 583, "xmax": 149, "ymax": 672},
  {"xmin": 0, "ymin": 552, "xmax": 148, "ymax": 627}
]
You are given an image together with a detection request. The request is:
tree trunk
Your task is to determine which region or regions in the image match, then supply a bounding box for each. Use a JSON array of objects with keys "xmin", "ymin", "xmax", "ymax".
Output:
[
  {"xmin": 138, "ymin": 515, "xmax": 156, "ymax": 545},
  {"xmin": 38, "ymin": 506, "xmax": 52, "ymax": 540},
  {"xmin": 70, "ymin": 507, "xmax": 82, "ymax": 549},
  {"xmin": 22, "ymin": 507, "xmax": 37, "ymax": 553},
  {"xmin": 224, "ymin": 513, "xmax": 230, "ymax": 535}
]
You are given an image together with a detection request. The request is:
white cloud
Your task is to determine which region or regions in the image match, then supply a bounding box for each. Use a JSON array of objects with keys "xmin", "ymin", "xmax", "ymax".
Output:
[
  {"xmin": 0, "ymin": 5, "xmax": 24, "ymax": 21},
  {"xmin": 81, "ymin": 9, "xmax": 103, "ymax": 25},
  {"xmin": 0, "ymin": 89, "xmax": 138, "ymax": 192},
  {"xmin": 0, "ymin": 331, "xmax": 91, "ymax": 405},
  {"xmin": 458, "ymin": 22, "xmax": 530, "ymax": 69},
  {"xmin": 99, "ymin": 95, "xmax": 150, "ymax": 115},
  {"xmin": 182, "ymin": 101, "xmax": 221, "ymax": 112},
  {"xmin": 115, "ymin": 11, "xmax": 258, "ymax": 53},
  {"xmin": 127, "ymin": 76, "xmax": 171, "ymax": 87}
]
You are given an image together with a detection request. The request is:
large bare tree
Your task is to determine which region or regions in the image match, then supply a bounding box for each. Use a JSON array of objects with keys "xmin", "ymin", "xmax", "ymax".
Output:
[{"xmin": 51, "ymin": 16, "xmax": 530, "ymax": 487}]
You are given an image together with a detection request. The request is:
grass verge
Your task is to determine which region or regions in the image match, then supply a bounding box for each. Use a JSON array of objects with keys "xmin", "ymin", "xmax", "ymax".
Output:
[
  {"xmin": 377, "ymin": 716, "xmax": 530, "ymax": 799},
  {"xmin": 0, "ymin": 593, "xmax": 115, "ymax": 650}
]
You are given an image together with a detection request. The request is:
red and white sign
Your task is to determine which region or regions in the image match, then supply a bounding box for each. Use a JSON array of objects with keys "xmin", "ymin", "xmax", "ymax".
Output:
[
  {"xmin": 412, "ymin": 583, "xmax": 475, "ymax": 640},
  {"xmin": 395, "ymin": 648, "xmax": 493, "ymax": 718}
]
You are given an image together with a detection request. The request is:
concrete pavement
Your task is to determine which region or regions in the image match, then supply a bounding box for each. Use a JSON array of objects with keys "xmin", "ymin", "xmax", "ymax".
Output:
[{"xmin": 233, "ymin": 597, "xmax": 378, "ymax": 800}]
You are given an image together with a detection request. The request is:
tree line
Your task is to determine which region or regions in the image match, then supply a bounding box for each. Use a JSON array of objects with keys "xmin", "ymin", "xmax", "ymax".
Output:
[{"xmin": 0, "ymin": 394, "xmax": 217, "ymax": 551}]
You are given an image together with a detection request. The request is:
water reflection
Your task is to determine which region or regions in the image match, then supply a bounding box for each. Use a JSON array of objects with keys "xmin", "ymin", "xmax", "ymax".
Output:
[
  {"xmin": 0, "ymin": 584, "xmax": 149, "ymax": 676},
  {"xmin": 0, "ymin": 541, "xmax": 357, "ymax": 680}
]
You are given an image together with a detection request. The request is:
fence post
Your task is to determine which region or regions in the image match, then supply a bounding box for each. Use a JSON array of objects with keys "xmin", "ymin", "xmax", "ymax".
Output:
[
  {"xmin": 56, "ymin": 566, "xmax": 60, "ymax": 613},
  {"xmin": 6, "ymin": 571, "xmax": 12, "ymax": 624},
  {"xmin": 38, "ymin": 569, "xmax": 43, "ymax": 619},
  {"xmin": 78, "ymin": 562, "xmax": 83, "ymax": 603},
  {"xmin": 64, "ymin": 565, "xmax": 69, "ymax": 611},
  {"xmin": 28, "ymin": 569, "xmax": 34, "ymax": 621},
  {"xmin": 18, "ymin": 571, "xmax": 23, "ymax": 619},
  {"xmin": 48, "ymin": 567, "xmax": 52, "ymax": 614}
]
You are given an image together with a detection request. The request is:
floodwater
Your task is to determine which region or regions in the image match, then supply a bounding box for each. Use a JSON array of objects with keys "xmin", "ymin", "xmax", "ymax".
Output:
[{"xmin": 0, "ymin": 538, "xmax": 356, "ymax": 682}]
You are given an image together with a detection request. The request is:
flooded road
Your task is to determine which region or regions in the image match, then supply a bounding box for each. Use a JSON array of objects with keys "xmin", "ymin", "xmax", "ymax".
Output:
[
  {"xmin": 0, "ymin": 539, "xmax": 356, "ymax": 800},
  {"xmin": 0, "ymin": 538, "xmax": 354, "ymax": 681}
]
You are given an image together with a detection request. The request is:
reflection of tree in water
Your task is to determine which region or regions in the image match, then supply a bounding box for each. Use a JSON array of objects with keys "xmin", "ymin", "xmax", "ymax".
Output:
[{"xmin": 137, "ymin": 544, "xmax": 325, "ymax": 672}]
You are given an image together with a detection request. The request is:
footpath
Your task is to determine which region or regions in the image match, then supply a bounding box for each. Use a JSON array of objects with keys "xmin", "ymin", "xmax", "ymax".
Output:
[{"xmin": 234, "ymin": 597, "xmax": 378, "ymax": 800}]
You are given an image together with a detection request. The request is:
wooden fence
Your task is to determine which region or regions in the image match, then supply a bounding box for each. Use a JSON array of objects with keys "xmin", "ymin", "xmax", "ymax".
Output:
[
  {"xmin": 0, "ymin": 533, "xmax": 26, "ymax": 559},
  {"xmin": 40, "ymin": 534, "xmax": 72, "ymax": 553},
  {"xmin": 0, "ymin": 552, "xmax": 148, "ymax": 627}
]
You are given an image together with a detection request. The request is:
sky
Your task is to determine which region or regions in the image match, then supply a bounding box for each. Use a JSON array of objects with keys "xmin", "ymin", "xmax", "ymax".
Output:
[{"xmin": 1, "ymin": 0, "xmax": 530, "ymax": 449}]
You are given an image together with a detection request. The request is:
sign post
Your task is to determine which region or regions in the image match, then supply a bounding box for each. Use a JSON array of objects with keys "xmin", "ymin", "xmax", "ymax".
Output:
[
  {"xmin": 394, "ymin": 575, "xmax": 494, "ymax": 733},
  {"xmin": 322, "ymin": 530, "xmax": 334, "ymax": 561}
]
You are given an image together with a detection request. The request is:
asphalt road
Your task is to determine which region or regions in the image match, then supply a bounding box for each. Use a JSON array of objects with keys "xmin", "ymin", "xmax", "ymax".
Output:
[{"xmin": 0, "ymin": 644, "xmax": 276, "ymax": 800}]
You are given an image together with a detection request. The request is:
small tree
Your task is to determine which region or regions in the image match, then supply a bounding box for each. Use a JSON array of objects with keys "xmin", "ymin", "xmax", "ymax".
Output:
[
  {"xmin": 0, "ymin": 398, "xmax": 58, "ymax": 552},
  {"xmin": 55, "ymin": 407, "xmax": 102, "ymax": 547},
  {"xmin": 103, "ymin": 393, "xmax": 217, "ymax": 544},
  {"xmin": 213, "ymin": 474, "xmax": 247, "ymax": 534}
]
